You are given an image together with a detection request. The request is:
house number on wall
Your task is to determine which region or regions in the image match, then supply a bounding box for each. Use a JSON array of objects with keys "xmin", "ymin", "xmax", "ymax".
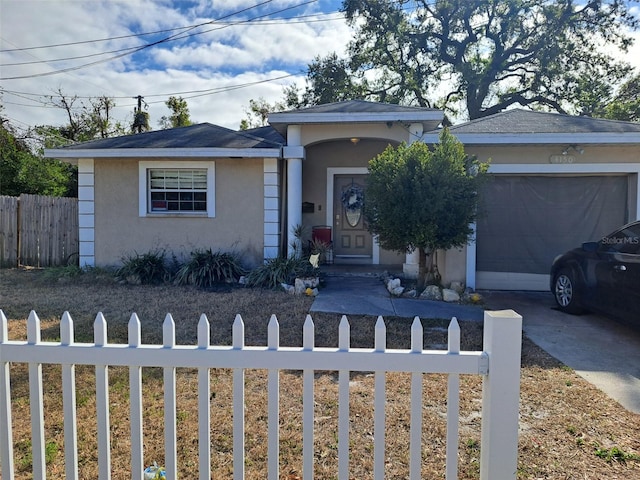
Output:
[{"xmin": 549, "ymin": 154, "xmax": 575, "ymax": 164}]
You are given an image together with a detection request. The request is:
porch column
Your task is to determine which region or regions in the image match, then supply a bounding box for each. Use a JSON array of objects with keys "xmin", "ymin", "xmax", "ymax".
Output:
[
  {"xmin": 404, "ymin": 123, "xmax": 424, "ymax": 279},
  {"xmin": 284, "ymin": 125, "xmax": 305, "ymax": 256}
]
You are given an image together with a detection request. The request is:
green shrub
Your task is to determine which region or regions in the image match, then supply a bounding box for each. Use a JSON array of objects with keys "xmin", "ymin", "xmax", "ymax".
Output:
[
  {"xmin": 246, "ymin": 256, "xmax": 316, "ymax": 289},
  {"xmin": 115, "ymin": 250, "xmax": 175, "ymax": 285},
  {"xmin": 174, "ymin": 249, "xmax": 246, "ymax": 288}
]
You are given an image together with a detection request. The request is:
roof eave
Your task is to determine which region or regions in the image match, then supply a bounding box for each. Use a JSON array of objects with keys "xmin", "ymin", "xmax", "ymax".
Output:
[
  {"xmin": 421, "ymin": 132, "xmax": 640, "ymax": 144},
  {"xmin": 44, "ymin": 147, "xmax": 283, "ymax": 159},
  {"xmin": 269, "ymin": 111, "xmax": 444, "ymax": 125}
]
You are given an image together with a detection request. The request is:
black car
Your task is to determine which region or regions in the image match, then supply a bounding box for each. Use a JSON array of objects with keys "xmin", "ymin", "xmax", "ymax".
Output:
[{"xmin": 550, "ymin": 221, "xmax": 640, "ymax": 324}]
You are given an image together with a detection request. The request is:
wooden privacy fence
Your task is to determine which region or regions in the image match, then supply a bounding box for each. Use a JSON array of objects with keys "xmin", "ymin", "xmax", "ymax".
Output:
[
  {"xmin": 0, "ymin": 310, "xmax": 522, "ymax": 480},
  {"xmin": 0, "ymin": 194, "xmax": 78, "ymax": 268}
]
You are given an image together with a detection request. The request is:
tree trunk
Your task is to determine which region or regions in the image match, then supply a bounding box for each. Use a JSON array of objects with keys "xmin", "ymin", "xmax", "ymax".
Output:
[
  {"xmin": 417, "ymin": 247, "xmax": 428, "ymax": 290},
  {"xmin": 417, "ymin": 247, "xmax": 441, "ymax": 290}
]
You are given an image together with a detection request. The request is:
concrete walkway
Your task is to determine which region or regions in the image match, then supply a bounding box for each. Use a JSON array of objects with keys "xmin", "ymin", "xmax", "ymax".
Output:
[
  {"xmin": 311, "ymin": 273, "xmax": 640, "ymax": 414},
  {"xmin": 310, "ymin": 274, "xmax": 484, "ymax": 320}
]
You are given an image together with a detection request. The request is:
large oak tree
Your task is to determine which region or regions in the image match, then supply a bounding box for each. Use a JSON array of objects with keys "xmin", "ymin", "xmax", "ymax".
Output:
[{"xmin": 309, "ymin": 0, "xmax": 639, "ymax": 119}]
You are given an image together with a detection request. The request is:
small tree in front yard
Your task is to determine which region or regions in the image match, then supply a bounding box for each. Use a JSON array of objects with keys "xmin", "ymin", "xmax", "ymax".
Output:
[{"xmin": 364, "ymin": 128, "xmax": 489, "ymax": 288}]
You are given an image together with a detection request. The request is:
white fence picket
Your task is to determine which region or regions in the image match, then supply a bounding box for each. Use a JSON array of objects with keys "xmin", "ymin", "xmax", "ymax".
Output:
[
  {"xmin": 27, "ymin": 311, "xmax": 46, "ymax": 480},
  {"xmin": 409, "ymin": 317, "xmax": 423, "ymax": 480},
  {"xmin": 163, "ymin": 314, "xmax": 178, "ymax": 480},
  {"xmin": 267, "ymin": 315, "xmax": 280, "ymax": 480},
  {"xmin": 0, "ymin": 308, "xmax": 522, "ymax": 480},
  {"xmin": 232, "ymin": 314, "xmax": 245, "ymax": 480},
  {"xmin": 129, "ymin": 313, "xmax": 144, "ymax": 480},
  {"xmin": 373, "ymin": 316, "xmax": 386, "ymax": 480},
  {"xmin": 302, "ymin": 315, "xmax": 315, "ymax": 480},
  {"xmin": 94, "ymin": 312, "xmax": 111, "ymax": 480},
  {"xmin": 337, "ymin": 315, "xmax": 350, "ymax": 479},
  {"xmin": 446, "ymin": 317, "xmax": 461, "ymax": 480},
  {"xmin": 61, "ymin": 312, "xmax": 79, "ymax": 480},
  {"xmin": 0, "ymin": 310, "xmax": 14, "ymax": 480},
  {"xmin": 197, "ymin": 314, "xmax": 211, "ymax": 480}
]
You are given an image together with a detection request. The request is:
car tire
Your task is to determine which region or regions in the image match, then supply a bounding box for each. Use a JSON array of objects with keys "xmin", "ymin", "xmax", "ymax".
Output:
[{"xmin": 553, "ymin": 269, "xmax": 583, "ymax": 314}]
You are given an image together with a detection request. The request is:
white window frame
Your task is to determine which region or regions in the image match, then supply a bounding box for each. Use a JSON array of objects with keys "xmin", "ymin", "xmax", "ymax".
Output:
[{"xmin": 139, "ymin": 161, "xmax": 215, "ymax": 217}]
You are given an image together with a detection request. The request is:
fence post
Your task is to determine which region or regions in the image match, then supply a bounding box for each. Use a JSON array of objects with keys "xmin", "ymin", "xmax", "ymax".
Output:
[{"xmin": 480, "ymin": 310, "xmax": 522, "ymax": 480}]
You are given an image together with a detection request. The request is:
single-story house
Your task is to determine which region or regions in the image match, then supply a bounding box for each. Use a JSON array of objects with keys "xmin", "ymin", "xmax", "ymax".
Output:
[{"xmin": 45, "ymin": 100, "xmax": 640, "ymax": 291}]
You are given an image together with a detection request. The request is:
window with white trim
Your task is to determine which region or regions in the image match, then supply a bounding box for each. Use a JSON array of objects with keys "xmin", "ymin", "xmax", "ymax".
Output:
[
  {"xmin": 149, "ymin": 169, "xmax": 207, "ymax": 212},
  {"xmin": 139, "ymin": 161, "xmax": 215, "ymax": 217}
]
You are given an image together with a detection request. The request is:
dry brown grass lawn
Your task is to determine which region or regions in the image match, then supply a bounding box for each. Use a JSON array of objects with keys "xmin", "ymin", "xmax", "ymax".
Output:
[{"xmin": 0, "ymin": 267, "xmax": 639, "ymax": 479}]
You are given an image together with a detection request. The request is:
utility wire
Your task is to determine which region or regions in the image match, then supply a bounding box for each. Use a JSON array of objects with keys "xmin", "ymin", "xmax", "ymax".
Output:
[
  {"xmin": 0, "ymin": 0, "xmax": 318, "ymax": 79},
  {"xmin": 0, "ymin": 9, "xmax": 342, "ymax": 54},
  {"xmin": 2, "ymin": 12, "xmax": 345, "ymax": 67},
  {"xmin": 1, "ymin": 71, "xmax": 301, "ymax": 109}
]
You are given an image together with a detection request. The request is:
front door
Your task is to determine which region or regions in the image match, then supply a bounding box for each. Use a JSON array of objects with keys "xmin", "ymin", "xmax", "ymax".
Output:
[{"xmin": 333, "ymin": 175, "xmax": 372, "ymax": 259}]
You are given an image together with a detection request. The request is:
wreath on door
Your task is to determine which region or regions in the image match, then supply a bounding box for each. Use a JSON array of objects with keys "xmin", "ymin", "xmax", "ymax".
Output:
[{"xmin": 341, "ymin": 184, "xmax": 364, "ymax": 212}]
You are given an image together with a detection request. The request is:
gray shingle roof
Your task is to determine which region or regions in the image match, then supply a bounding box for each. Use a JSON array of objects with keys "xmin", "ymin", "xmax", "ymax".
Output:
[
  {"xmin": 277, "ymin": 99, "xmax": 441, "ymax": 115},
  {"xmin": 268, "ymin": 100, "xmax": 444, "ymax": 136},
  {"xmin": 444, "ymin": 109, "xmax": 640, "ymax": 134},
  {"xmin": 61, "ymin": 123, "xmax": 284, "ymax": 150}
]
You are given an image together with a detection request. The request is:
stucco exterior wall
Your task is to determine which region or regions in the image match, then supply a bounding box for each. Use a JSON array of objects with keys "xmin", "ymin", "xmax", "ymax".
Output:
[
  {"xmin": 301, "ymin": 139, "xmax": 404, "ymax": 265},
  {"xmin": 94, "ymin": 157, "xmax": 265, "ymax": 267},
  {"xmin": 466, "ymin": 144, "xmax": 640, "ymax": 165},
  {"xmin": 299, "ymin": 123, "xmax": 412, "ymax": 147}
]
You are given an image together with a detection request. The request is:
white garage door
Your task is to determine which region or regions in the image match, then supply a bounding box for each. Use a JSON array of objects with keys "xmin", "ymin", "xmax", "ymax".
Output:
[{"xmin": 475, "ymin": 175, "xmax": 629, "ymax": 290}]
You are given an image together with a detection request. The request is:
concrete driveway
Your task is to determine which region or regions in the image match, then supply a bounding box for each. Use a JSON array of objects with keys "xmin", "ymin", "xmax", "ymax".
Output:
[
  {"xmin": 311, "ymin": 273, "xmax": 640, "ymax": 414},
  {"xmin": 482, "ymin": 290, "xmax": 640, "ymax": 414}
]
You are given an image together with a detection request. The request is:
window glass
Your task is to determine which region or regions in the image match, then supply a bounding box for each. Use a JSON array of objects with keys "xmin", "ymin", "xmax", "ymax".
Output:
[
  {"xmin": 602, "ymin": 224, "xmax": 640, "ymax": 254},
  {"xmin": 148, "ymin": 168, "xmax": 207, "ymax": 213}
]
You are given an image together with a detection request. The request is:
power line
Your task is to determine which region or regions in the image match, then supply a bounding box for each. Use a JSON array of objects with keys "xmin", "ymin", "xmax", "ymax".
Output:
[
  {"xmin": 0, "ymin": 0, "xmax": 319, "ymax": 79},
  {"xmin": 0, "ymin": 0, "xmax": 277, "ymax": 53},
  {"xmin": 0, "ymin": 25, "xmax": 197, "ymax": 53},
  {"xmin": 1, "ymin": 71, "xmax": 302, "ymax": 110},
  {"xmin": 1, "ymin": 13, "xmax": 345, "ymax": 67},
  {"xmin": 0, "ymin": 10, "xmax": 343, "ymax": 55}
]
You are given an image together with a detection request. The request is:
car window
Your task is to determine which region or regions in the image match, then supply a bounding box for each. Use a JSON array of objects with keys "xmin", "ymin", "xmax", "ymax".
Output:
[{"xmin": 602, "ymin": 224, "xmax": 640, "ymax": 254}]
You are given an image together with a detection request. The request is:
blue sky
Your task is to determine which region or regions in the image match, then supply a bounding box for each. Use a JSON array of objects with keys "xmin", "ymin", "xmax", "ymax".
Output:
[{"xmin": 0, "ymin": 0, "xmax": 350, "ymax": 132}]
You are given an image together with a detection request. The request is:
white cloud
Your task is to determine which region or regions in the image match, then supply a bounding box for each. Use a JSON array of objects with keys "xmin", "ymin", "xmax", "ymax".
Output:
[{"xmin": 0, "ymin": 0, "xmax": 349, "ymax": 131}]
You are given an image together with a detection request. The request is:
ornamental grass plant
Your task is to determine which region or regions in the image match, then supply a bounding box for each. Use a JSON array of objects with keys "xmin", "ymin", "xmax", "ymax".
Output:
[
  {"xmin": 174, "ymin": 249, "xmax": 246, "ymax": 288},
  {"xmin": 245, "ymin": 255, "xmax": 317, "ymax": 289}
]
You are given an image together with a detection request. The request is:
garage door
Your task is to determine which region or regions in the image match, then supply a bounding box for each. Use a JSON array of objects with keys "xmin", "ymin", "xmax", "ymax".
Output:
[{"xmin": 475, "ymin": 175, "xmax": 629, "ymax": 290}]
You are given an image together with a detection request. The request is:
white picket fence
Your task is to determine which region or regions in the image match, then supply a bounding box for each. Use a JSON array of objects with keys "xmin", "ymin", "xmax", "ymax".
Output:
[{"xmin": 0, "ymin": 308, "xmax": 522, "ymax": 480}]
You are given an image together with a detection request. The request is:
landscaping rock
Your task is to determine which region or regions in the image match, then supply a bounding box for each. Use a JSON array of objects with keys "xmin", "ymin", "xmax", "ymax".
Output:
[
  {"xmin": 390, "ymin": 286, "xmax": 405, "ymax": 296},
  {"xmin": 386, "ymin": 277, "xmax": 405, "ymax": 296},
  {"xmin": 420, "ymin": 285, "xmax": 442, "ymax": 301},
  {"xmin": 295, "ymin": 277, "xmax": 320, "ymax": 294},
  {"xmin": 442, "ymin": 288, "xmax": 460, "ymax": 302},
  {"xmin": 449, "ymin": 281, "xmax": 465, "ymax": 294}
]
